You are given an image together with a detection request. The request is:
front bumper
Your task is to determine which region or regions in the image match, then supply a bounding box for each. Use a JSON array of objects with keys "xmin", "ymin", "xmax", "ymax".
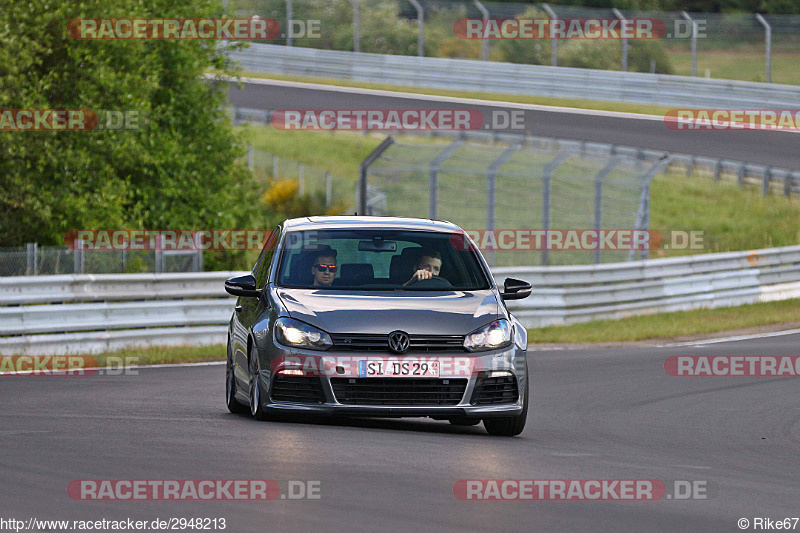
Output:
[{"xmin": 257, "ymin": 345, "xmax": 527, "ymax": 419}]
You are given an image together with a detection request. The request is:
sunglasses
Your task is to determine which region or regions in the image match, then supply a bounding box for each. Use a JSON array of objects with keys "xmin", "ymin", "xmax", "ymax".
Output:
[{"xmin": 314, "ymin": 264, "xmax": 337, "ymax": 273}]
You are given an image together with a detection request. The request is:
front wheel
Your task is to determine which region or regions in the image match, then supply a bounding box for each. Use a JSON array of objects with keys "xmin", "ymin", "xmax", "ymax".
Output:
[
  {"xmin": 248, "ymin": 348, "xmax": 269, "ymax": 421},
  {"xmin": 483, "ymin": 364, "xmax": 528, "ymax": 437}
]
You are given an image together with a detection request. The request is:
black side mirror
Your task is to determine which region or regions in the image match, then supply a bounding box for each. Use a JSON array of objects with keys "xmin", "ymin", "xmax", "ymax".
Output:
[
  {"xmin": 500, "ymin": 277, "xmax": 531, "ymax": 301},
  {"xmin": 225, "ymin": 274, "xmax": 262, "ymax": 298}
]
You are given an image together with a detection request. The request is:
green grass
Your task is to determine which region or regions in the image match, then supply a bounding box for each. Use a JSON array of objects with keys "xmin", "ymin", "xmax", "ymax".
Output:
[
  {"xmin": 528, "ymin": 299, "xmax": 800, "ymax": 344},
  {"xmin": 91, "ymin": 344, "xmax": 225, "ymax": 366},
  {"xmin": 239, "ymin": 125, "xmax": 800, "ymax": 259},
  {"xmin": 668, "ymin": 49, "xmax": 800, "ymax": 85}
]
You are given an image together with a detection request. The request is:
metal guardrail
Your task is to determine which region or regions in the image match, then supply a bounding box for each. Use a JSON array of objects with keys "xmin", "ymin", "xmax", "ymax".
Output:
[
  {"xmin": 229, "ymin": 43, "xmax": 800, "ymax": 109},
  {"xmin": 2, "ymin": 246, "xmax": 800, "ymax": 354}
]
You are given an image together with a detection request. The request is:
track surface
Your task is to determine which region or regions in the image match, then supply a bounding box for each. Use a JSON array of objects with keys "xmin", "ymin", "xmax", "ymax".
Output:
[
  {"xmin": 226, "ymin": 80, "xmax": 800, "ymax": 169},
  {"xmin": 3, "ymin": 333, "xmax": 800, "ymax": 532}
]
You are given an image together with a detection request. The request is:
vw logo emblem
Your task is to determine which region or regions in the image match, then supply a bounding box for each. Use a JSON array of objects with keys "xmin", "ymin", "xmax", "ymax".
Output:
[{"xmin": 387, "ymin": 330, "xmax": 410, "ymax": 354}]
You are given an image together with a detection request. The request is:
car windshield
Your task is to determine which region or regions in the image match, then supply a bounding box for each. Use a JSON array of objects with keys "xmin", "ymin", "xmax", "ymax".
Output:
[{"xmin": 276, "ymin": 229, "xmax": 490, "ymax": 291}]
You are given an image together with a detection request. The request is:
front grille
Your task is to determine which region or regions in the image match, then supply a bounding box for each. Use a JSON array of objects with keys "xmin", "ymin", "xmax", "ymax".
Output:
[
  {"xmin": 331, "ymin": 377, "xmax": 468, "ymax": 406},
  {"xmin": 270, "ymin": 375, "xmax": 325, "ymax": 403},
  {"xmin": 330, "ymin": 333, "xmax": 465, "ymax": 352},
  {"xmin": 470, "ymin": 374, "xmax": 519, "ymax": 405}
]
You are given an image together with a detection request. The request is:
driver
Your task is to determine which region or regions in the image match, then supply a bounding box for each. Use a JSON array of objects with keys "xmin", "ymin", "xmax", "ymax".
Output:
[
  {"xmin": 403, "ymin": 249, "xmax": 442, "ymax": 286},
  {"xmin": 311, "ymin": 249, "xmax": 337, "ymax": 287}
]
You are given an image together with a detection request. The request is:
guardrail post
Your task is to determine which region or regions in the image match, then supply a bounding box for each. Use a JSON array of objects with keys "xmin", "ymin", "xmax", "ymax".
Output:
[
  {"xmin": 681, "ymin": 12, "xmax": 697, "ymax": 77},
  {"xmin": 285, "ymin": 0, "xmax": 293, "ymax": 46},
  {"xmin": 541, "ymin": 151, "xmax": 573, "ymax": 266},
  {"xmin": 473, "ymin": 0, "xmax": 490, "ymax": 61},
  {"xmin": 786, "ymin": 172, "xmax": 796, "ymax": 198},
  {"xmin": 408, "ymin": 0, "xmax": 424, "ymax": 57},
  {"xmin": 612, "ymin": 9, "xmax": 628, "ymax": 72},
  {"xmin": 755, "ymin": 14, "xmax": 771, "ymax": 83},
  {"xmin": 541, "ymin": 4, "xmax": 558, "ymax": 66},
  {"xmin": 26, "ymin": 243, "xmax": 38, "ymax": 276},
  {"xmin": 428, "ymin": 139, "xmax": 462, "ymax": 220},
  {"xmin": 762, "ymin": 167, "xmax": 771, "ymax": 196},
  {"xmin": 593, "ymin": 159, "xmax": 620, "ymax": 264},
  {"xmin": 713, "ymin": 159, "xmax": 721, "ymax": 181},
  {"xmin": 358, "ymin": 136, "xmax": 395, "ymax": 215},
  {"xmin": 347, "ymin": 0, "xmax": 360, "ymax": 52},
  {"xmin": 737, "ymin": 163, "xmax": 745, "ymax": 189}
]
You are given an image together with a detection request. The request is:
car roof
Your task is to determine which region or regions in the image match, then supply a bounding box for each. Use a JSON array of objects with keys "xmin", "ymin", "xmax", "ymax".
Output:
[{"xmin": 282, "ymin": 216, "xmax": 462, "ymax": 233}]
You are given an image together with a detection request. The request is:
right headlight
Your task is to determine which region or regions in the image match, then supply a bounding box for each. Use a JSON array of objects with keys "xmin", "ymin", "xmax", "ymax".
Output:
[
  {"xmin": 274, "ymin": 318, "xmax": 332, "ymax": 351},
  {"xmin": 463, "ymin": 319, "xmax": 512, "ymax": 352}
]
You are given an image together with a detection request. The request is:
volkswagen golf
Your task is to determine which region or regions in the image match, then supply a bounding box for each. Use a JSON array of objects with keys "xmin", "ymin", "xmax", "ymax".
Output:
[{"xmin": 224, "ymin": 216, "xmax": 532, "ymax": 436}]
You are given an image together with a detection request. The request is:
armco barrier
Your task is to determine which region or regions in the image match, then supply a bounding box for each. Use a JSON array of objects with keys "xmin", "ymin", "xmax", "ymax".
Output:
[
  {"xmin": 1, "ymin": 246, "xmax": 799, "ymax": 354},
  {"xmin": 228, "ymin": 43, "xmax": 800, "ymax": 109}
]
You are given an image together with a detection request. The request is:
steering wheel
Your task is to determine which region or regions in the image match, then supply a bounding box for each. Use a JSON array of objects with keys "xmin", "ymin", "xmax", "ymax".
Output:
[{"xmin": 405, "ymin": 275, "xmax": 452, "ymax": 289}]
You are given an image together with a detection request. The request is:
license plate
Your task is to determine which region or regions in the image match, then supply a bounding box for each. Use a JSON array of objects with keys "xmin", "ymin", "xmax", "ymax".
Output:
[{"xmin": 357, "ymin": 359, "xmax": 440, "ymax": 377}]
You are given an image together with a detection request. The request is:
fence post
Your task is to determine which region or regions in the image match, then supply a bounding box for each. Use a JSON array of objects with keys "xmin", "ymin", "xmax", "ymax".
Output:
[
  {"xmin": 358, "ymin": 136, "xmax": 395, "ymax": 214},
  {"xmin": 593, "ymin": 159, "xmax": 620, "ymax": 264},
  {"xmin": 298, "ymin": 162, "xmax": 305, "ymax": 195},
  {"xmin": 248, "ymin": 145, "xmax": 254, "ymax": 170},
  {"xmin": 408, "ymin": 0, "xmax": 424, "ymax": 57},
  {"xmin": 154, "ymin": 235, "xmax": 163, "ymax": 273},
  {"xmin": 541, "ymin": 151, "xmax": 573, "ymax": 266},
  {"xmin": 347, "ymin": 0, "xmax": 360, "ymax": 52},
  {"xmin": 473, "ymin": 0, "xmax": 490, "ymax": 61},
  {"xmin": 541, "ymin": 4, "xmax": 558, "ymax": 66},
  {"xmin": 428, "ymin": 139, "xmax": 462, "ymax": 220},
  {"xmin": 630, "ymin": 156, "xmax": 670, "ymax": 261},
  {"xmin": 73, "ymin": 240, "xmax": 84, "ymax": 274},
  {"xmin": 681, "ymin": 12, "xmax": 697, "ymax": 77},
  {"xmin": 485, "ymin": 143, "xmax": 522, "ymax": 265},
  {"xmin": 26, "ymin": 242, "xmax": 38, "ymax": 276},
  {"xmin": 325, "ymin": 172, "xmax": 332, "ymax": 207},
  {"xmin": 755, "ymin": 14, "xmax": 772, "ymax": 83},
  {"xmin": 612, "ymin": 9, "xmax": 628, "ymax": 72},
  {"xmin": 285, "ymin": 0, "xmax": 293, "ymax": 46}
]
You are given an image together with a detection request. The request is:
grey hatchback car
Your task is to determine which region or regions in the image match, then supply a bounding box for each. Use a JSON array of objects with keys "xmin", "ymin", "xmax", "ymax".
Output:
[{"xmin": 224, "ymin": 216, "xmax": 532, "ymax": 436}]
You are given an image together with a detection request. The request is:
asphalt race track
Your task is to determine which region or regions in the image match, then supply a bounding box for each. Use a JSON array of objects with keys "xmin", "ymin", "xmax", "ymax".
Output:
[
  {"xmin": 225, "ymin": 79, "xmax": 800, "ymax": 169},
  {"xmin": 3, "ymin": 332, "xmax": 799, "ymax": 532}
]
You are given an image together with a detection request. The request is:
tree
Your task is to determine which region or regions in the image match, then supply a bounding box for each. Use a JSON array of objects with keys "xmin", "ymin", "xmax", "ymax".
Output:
[{"xmin": 0, "ymin": 0, "xmax": 259, "ymax": 268}]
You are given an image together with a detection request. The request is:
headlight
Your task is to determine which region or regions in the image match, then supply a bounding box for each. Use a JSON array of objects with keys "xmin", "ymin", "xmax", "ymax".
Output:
[
  {"xmin": 274, "ymin": 318, "xmax": 332, "ymax": 351},
  {"xmin": 463, "ymin": 319, "xmax": 512, "ymax": 352}
]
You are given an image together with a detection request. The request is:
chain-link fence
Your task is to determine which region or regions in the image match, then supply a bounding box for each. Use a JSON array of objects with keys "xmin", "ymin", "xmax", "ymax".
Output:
[
  {"xmin": 230, "ymin": 0, "xmax": 799, "ymax": 84},
  {"xmin": 0, "ymin": 244, "xmax": 203, "ymax": 277},
  {"xmin": 358, "ymin": 133, "xmax": 667, "ymax": 266}
]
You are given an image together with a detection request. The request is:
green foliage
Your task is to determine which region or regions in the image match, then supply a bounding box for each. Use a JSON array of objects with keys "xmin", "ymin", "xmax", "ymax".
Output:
[
  {"xmin": 0, "ymin": 0, "xmax": 261, "ymax": 272},
  {"xmin": 496, "ymin": 6, "xmax": 552, "ymax": 66}
]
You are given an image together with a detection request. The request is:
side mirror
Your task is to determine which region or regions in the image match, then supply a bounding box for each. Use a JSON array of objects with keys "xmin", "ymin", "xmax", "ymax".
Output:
[
  {"xmin": 225, "ymin": 274, "xmax": 262, "ymax": 298},
  {"xmin": 500, "ymin": 277, "xmax": 531, "ymax": 301}
]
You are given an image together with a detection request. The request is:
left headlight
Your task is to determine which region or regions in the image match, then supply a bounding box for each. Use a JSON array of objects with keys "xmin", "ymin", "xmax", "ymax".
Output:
[
  {"xmin": 274, "ymin": 318, "xmax": 333, "ymax": 351},
  {"xmin": 463, "ymin": 319, "xmax": 512, "ymax": 352}
]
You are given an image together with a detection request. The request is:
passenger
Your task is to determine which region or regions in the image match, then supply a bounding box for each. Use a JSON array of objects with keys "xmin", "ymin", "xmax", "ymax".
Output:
[{"xmin": 404, "ymin": 249, "xmax": 442, "ymax": 285}]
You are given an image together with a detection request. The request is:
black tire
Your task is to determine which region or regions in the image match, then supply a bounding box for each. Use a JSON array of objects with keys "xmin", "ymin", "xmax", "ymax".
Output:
[
  {"xmin": 248, "ymin": 347, "xmax": 270, "ymax": 421},
  {"xmin": 226, "ymin": 344, "xmax": 248, "ymax": 414},
  {"xmin": 449, "ymin": 417, "xmax": 481, "ymax": 427},
  {"xmin": 483, "ymin": 364, "xmax": 529, "ymax": 437}
]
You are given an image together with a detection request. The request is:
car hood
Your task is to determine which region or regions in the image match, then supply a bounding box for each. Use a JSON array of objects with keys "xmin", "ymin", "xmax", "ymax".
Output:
[{"xmin": 276, "ymin": 289, "xmax": 501, "ymax": 335}]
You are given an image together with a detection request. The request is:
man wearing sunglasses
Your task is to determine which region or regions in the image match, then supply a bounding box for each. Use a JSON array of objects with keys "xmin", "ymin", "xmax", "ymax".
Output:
[{"xmin": 311, "ymin": 250, "xmax": 338, "ymax": 287}]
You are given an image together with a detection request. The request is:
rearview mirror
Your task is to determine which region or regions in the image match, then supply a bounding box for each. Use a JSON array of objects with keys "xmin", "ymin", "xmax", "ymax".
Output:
[
  {"xmin": 225, "ymin": 274, "xmax": 261, "ymax": 298},
  {"xmin": 500, "ymin": 278, "xmax": 531, "ymax": 301}
]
